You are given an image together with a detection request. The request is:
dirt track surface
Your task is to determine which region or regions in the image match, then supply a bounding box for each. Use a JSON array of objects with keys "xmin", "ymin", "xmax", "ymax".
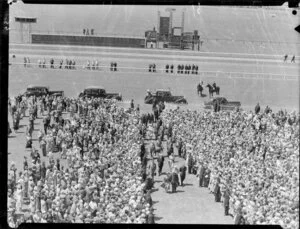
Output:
[{"xmin": 9, "ymin": 64, "xmax": 299, "ymax": 112}]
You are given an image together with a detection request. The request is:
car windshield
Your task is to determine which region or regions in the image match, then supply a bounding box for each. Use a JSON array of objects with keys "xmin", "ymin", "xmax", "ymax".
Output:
[
  {"xmin": 27, "ymin": 87, "xmax": 46, "ymax": 92},
  {"xmin": 220, "ymin": 98, "xmax": 227, "ymax": 103},
  {"xmin": 85, "ymin": 89, "xmax": 104, "ymax": 95},
  {"xmin": 157, "ymin": 91, "xmax": 170, "ymax": 97}
]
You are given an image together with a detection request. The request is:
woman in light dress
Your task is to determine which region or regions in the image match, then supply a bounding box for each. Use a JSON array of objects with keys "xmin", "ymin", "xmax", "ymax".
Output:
[{"xmin": 15, "ymin": 183, "xmax": 23, "ymax": 213}]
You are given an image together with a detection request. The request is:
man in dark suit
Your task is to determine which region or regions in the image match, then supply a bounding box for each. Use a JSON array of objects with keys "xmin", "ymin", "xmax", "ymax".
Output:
[
  {"xmin": 255, "ymin": 103, "xmax": 260, "ymax": 114},
  {"xmin": 214, "ymin": 177, "xmax": 221, "ymax": 202},
  {"xmin": 179, "ymin": 166, "xmax": 187, "ymax": 186},
  {"xmin": 140, "ymin": 141, "xmax": 146, "ymax": 162},
  {"xmin": 170, "ymin": 64, "xmax": 174, "ymax": 73},
  {"xmin": 171, "ymin": 170, "xmax": 179, "ymax": 193},
  {"xmin": 177, "ymin": 138, "xmax": 183, "ymax": 158},
  {"xmin": 177, "ymin": 64, "xmax": 181, "ymax": 74},
  {"xmin": 157, "ymin": 153, "xmax": 164, "ymax": 176},
  {"xmin": 223, "ymin": 187, "xmax": 230, "ymax": 216}
]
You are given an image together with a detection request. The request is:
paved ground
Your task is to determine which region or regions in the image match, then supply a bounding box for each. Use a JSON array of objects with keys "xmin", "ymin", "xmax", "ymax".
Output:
[{"xmin": 148, "ymin": 143, "xmax": 233, "ymax": 224}]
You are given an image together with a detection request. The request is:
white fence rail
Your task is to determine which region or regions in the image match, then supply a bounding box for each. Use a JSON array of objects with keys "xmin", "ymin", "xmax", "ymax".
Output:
[{"xmin": 10, "ymin": 62, "xmax": 298, "ymax": 81}]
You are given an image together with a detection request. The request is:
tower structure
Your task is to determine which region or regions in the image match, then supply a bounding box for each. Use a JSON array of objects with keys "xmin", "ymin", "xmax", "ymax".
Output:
[{"xmin": 165, "ymin": 8, "xmax": 176, "ymax": 38}]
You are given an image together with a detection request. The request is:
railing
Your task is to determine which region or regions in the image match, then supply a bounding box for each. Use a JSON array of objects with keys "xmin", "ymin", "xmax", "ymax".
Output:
[{"xmin": 10, "ymin": 61, "xmax": 298, "ymax": 81}]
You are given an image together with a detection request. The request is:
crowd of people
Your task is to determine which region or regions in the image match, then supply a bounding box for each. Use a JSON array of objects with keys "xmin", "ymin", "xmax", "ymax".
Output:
[
  {"xmin": 160, "ymin": 106, "xmax": 299, "ymax": 228},
  {"xmin": 7, "ymin": 90, "xmax": 299, "ymax": 228},
  {"xmin": 7, "ymin": 95, "xmax": 158, "ymax": 227}
]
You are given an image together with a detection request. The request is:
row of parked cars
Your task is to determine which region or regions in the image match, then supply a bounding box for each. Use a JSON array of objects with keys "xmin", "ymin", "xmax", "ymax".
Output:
[{"xmin": 21, "ymin": 85, "xmax": 241, "ymax": 110}]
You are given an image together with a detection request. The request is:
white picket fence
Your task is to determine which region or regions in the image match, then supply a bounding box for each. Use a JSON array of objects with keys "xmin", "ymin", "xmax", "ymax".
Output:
[{"xmin": 11, "ymin": 61, "xmax": 298, "ymax": 81}]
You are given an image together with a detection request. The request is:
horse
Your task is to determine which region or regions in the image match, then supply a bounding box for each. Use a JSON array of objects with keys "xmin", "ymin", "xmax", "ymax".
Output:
[
  {"xmin": 206, "ymin": 84, "xmax": 215, "ymax": 98},
  {"xmin": 212, "ymin": 83, "xmax": 220, "ymax": 95},
  {"xmin": 197, "ymin": 83, "xmax": 203, "ymax": 96},
  {"xmin": 206, "ymin": 84, "xmax": 220, "ymax": 98}
]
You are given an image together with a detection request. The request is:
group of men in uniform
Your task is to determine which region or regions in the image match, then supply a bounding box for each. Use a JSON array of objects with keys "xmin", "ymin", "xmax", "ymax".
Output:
[
  {"xmin": 62, "ymin": 59, "xmax": 76, "ymax": 69},
  {"xmin": 110, "ymin": 62, "xmax": 118, "ymax": 71},
  {"xmin": 177, "ymin": 64, "xmax": 199, "ymax": 74},
  {"xmin": 85, "ymin": 60, "xmax": 99, "ymax": 70},
  {"xmin": 36, "ymin": 58, "xmax": 76, "ymax": 69},
  {"xmin": 165, "ymin": 64, "xmax": 174, "ymax": 73},
  {"xmin": 148, "ymin": 64, "xmax": 157, "ymax": 72}
]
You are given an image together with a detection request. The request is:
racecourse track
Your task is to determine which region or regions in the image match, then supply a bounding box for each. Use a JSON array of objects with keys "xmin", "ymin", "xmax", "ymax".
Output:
[{"xmin": 9, "ymin": 44, "xmax": 299, "ymax": 112}]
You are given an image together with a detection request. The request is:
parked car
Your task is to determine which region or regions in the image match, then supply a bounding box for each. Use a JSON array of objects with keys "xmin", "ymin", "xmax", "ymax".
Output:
[
  {"xmin": 144, "ymin": 89, "xmax": 187, "ymax": 104},
  {"xmin": 204, "ymin": 97, "xmax": 241, "ymax": 111},
  {"xmin": 78, "ymin": 86, "xmax": 122, "ymax": 101},
  {"xmin": 23, "ymin": 85, "xmax": 64, "ymax": 97}
]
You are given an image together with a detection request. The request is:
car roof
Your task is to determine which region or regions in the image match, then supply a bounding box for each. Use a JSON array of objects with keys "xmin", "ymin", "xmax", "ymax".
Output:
[
  {"xmin": 156, "ymin": 89, "xmax": 170, "ymax": 92},
  {"xmin": 85, "ymin": 86, "xmax": 105, "ymax": 90},
  {"xmin": 27, "ymin": 85, "xmax": 48, "ymax": 89}
]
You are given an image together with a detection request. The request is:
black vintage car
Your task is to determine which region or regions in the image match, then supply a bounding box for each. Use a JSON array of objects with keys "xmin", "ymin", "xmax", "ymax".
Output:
[
  {"xmin": 144, "ymin": 89, "xmax": 187, "ymax": 104},
  {"xmin": 78, "ymin": 86, "xmax": 122, "ymax": 101},
  {"xmin": 204, "ymin": 97, "xmax": 241, "ymax": 111},
  {"xmin": 23, "ymin": 85, "xmax": 64, "ymax": 97}
]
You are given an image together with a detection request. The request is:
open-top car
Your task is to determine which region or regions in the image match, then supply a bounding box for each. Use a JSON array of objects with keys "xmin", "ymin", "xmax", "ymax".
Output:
[
  {"xmin": 23, "ymin": 85, "xmax": 64, "ymax": 97},
  {"xmin": 144, "ymin": 89, "xmax": 187, "ymax": 104},
  {"xmin": 204, "ymin": 97, "xmax": 241, "ymax": 110},
  {"xmin": 78, "ymin": 86, "xmax": 122, "ymax": 101}
]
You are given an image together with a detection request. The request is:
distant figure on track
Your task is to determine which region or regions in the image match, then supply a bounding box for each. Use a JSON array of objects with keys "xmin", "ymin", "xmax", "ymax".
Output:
[
  {"xmin": 27, "ymin": 57, "xmax": 30, "ymax": 67},
  {"xmin": 284, "ymin": 54, "xmax": 288, "ymax": 62},
  {"xmin": 95, "ymin": 60, "xmax": 98, "ymax": 70},
  {"xmin": 165, "ymin": 64, "xmax": 169, "ymax": 73},
  {"xmin": 152, "ymin": 64, "xmax": 156, "ymax": 72},
  {"xmin": 59, "ymin": 59, "xmax": 63, "ymax": 69},
  {"xmin": 86, "ymin": 60, "xmax": 90, "ymax": 70},
  {"xmin": 65, "ymin": 59, "xmax": 69, "ymax": 69},
  {"xmin": 291, "ymin": 55, "xmax": 295, "ymax": 63},
  {"xmin": 197, "ymin": 82, "xmax": 203, "ymax": 97},
  {"xmin": 24, "ymin": 57, "xmax": 27, "ymax": 67},
  {"xmin": 50, "ymin": 58, "xmax": 54, "ymax": 68}
]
